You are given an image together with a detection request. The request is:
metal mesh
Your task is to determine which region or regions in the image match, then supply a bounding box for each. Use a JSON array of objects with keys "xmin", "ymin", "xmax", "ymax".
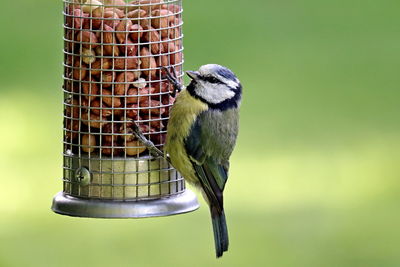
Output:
[{"xmin": 62, "ymin": 0, "xmax": 184, "ymax": 200}]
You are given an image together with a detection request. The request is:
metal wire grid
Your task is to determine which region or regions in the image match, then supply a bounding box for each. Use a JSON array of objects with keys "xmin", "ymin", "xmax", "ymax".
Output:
[
  {"xmin": 62, "ymin": 0, "xmax": 185, "ymax": 200},
  {"xmin": 63, "ymin": 155, "xmax": 185, "ymax": 199}
]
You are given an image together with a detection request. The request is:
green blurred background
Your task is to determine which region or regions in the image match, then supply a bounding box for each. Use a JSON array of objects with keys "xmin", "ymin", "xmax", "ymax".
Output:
[{"xmin": 1, "ymin": 0, "xmax": 399, "ymax": 266}]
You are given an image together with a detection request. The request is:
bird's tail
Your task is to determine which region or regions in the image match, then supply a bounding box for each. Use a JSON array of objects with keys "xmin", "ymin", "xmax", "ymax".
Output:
[{"xmin": 211, "ymin": 206, "xmax": 229, "ymax": 258}]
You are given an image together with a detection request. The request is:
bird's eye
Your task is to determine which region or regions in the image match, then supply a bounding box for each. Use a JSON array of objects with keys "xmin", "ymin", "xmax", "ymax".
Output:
[{"xmin": 203, "ymin": 76, "xmax": 221, "ymax": 84}]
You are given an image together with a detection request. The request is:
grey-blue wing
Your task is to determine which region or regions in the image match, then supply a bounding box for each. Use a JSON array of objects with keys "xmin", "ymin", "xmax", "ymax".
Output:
[
  {"xmin": 185, "ymin": 110, "xmax": 238, "ymax": 257},
  {"xmin": 184, "ymin": 109, "xmax": 239, "ymax": 195}
]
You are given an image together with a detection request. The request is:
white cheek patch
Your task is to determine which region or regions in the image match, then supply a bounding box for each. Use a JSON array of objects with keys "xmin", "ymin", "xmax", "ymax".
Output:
[{"xmin": 196, "ymin": 82, "xmax": 235, "ymax": 104}]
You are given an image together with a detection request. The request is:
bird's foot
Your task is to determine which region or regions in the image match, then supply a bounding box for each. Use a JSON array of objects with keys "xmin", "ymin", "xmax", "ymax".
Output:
[
  {"xmin": 162, "ymin": 67, "xmax": 183, "ymax": 97},
  {"xmin": 130, "ymin": 121, "xmax": 166, "ymax": 159}
]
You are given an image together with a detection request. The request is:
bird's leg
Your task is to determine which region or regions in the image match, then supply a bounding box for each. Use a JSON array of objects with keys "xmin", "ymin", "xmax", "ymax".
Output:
[
  {"xmin": 130, "ymin": 121, "xmax": 171, "ymax": 163},
  {"xmin": 162, "ymin": 67, "xmax": 183, "ymax": 97}
]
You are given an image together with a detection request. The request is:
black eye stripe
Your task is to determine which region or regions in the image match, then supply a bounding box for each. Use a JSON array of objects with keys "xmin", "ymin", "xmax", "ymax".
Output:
[{"xmin": 201, "ymin": 76, "xmax": 224, "ymax": 84}]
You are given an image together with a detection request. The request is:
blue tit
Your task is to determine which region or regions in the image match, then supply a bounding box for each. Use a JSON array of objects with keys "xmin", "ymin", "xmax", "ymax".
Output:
[{"xmin": 165, "ymin": 64, "xmax": 242, "ymax": 258}]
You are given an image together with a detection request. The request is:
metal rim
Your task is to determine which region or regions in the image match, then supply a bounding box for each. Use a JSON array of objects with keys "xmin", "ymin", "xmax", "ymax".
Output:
[{"xmin": 51, "ymin": 190, "xmax": 199, "ymax": 218}]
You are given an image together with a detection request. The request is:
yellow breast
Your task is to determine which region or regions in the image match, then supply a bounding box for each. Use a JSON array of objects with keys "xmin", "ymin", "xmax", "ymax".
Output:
[{"xmin": 165, "ymin": 90, "xmax": 208, "ymax": 184}]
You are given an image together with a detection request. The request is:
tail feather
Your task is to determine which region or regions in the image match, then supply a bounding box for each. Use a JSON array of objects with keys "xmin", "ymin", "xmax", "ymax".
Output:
[{"xmin": 211, "ymin": 208, "xmax": 229, "ymax": 258}]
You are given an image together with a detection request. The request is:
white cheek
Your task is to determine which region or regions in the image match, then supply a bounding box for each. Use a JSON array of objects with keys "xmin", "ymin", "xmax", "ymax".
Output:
[{"xmin": 196, "ymin": 83, "xmax": 235, "ymax": 104}]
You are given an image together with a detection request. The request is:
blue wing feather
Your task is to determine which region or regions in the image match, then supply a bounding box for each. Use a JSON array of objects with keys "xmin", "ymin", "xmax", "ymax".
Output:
[
  {"xmin": 184, "ymin": 112, "xmax": 229, "ymax": 193},
  {"xmin": 184, "ymin": 109, "xmax": 237, "ymax": 257}
]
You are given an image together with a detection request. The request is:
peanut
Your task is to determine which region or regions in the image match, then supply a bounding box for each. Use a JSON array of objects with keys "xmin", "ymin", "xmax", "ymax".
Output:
[
  {"xmin": 93, "ymin": 9, "xmax": 120, "ymax": 29},
  {"xmin": 102, "ymin": 89, "xmax": 122, "ymax": 107},
  {"xmin": 153, "ymin": 81, "xmax": 172, "ymax": 93},
  {"xmin": 140, "ymin": 87, "xmax": 157, "ymax": 95},
  {"xmin": 139, "ymin": 18, "xmax": 151, "ymax": 28},
  {"xmin": 104, "ymin": 8, "xmax": 125, "ymax": 18},
  {"xmin": 116, "ymin": 19, "xmax": 133, "ymax": 43},
  {"xmin": 73, "ymin": 61, "xmax": 88, "ymax": 80},
  {"xmin": 81, "ymin": 48, "xmax": 96, "ymax": 64},
  {"xmin": 82, "ymin": 112, "xmax": 107, "ymax": 128},
  {"xmin": 101, "ymin": 142, "xmax": 112, "ymax": 155},
  {"xmin": 90, "ymin": 98, "xmax": 113, "ymax": 117},
  {"xmin": 141, "ymin": 116, "xmax": 165, "ymax": 129},
  {"xmin": 104, "ymin": 11, "xmax": 121, "ymax": 29},
  {"xmin": 126, "ymin": 141, "xmax": 146, "ymax": 156},
  {"xmin": 140, "ymin": 47, "xmax": 157, "ymax": 78},
  {"xmin": 103, "ymin": 24, "xmax": 120, "ymax": 56},
  {"xmin": 126, "ymin": 104, "xmax": 139, "ymax": 119},
  {"xmin": 114, "ymin": 57, "xmax": 139, "ymax": 69},
  {"xmin": 103, "ymin": 135, "xmax": 114, "ymax": 143},
  {"xmin": 101, "ymin": 71, "xmax": 115, "ymax": 88},
  {"xmin": 139, "ymin": 99, "xmax": 165, "ymax": 115},
  {"xmin": 126, "ymin": 88, "xmax": 139, "ymax": 103},
  {"xmin": 81, "ymin": 0, "xmax": 104, "ymax": 14},
  {"xmin": 152, "ymin": 9, "xmax": 175, "ymax": 24},
  {"xmin": 114, "ymin": 108, "xmax": 125, "ymax": 117},
  {"xmin": 143, "ymin": 26, "xmax": 162, "ymax": 54},
  {"xmin": 67, "ymin": 9, "xmax": 86, "ymax": 29},
  {"xmin": 102, "ymin": 123, "xmax": 120, "ymax": 143},
  {"xmin": 170, "ymin": 51, "xmax": 182, "ymax": 65},
  {"xmin": 90, "ymin": 58, "xmax": 112, "ymax": 76},
  {"xmin": 169, "ymin": 27, "xmax": 180, "ymax": 39},
  {"xmin": 161, "ymin": 38, "xmax": 177, "ymax": 53},
  {"xmin": 157, "ymin": 55, "xmax": 169, "ymax": 67},
  {"xmin": 151, "ymin": 20, "xmax": 168, "ymax": 38},
  {"xmin": 76, "ymin": 30, "xmax": 98, "ymax": 48},
  {"xmin": 126, "ymin": 9, "xmax": 147, "ymax": 19},
  {"xmin": 82, "ymin": 134, "xmax": 97, "ymax": 153},
  {"xmin": 101, "ymin": 142, "xmax": 121, "ymax": 156},
  {"xmin": 129, "ymin": 24, "xmax": 144, "ymax": 42},
  {"xmin": 151, "ymin": 9, "xmax": 173, "ymax": 37},
  {"xmin": 82, "ymin": 79, "xmax": 99, "ymax": 100},
  {"xmin": 118, "ymin": 39, "xmax": 138, "ymax": 56},
  {"xmin": 94, "ymin": 46, "xmax": 102, "ymax": 55},
  {"xmin": 126, "ymin": 88, "xmax": 152, "ymax": 104},
  {"xmin": 115, "ymin": 71, "xmax": 136, "ymax": 95},
  {"xmin": 91, "ymin": 8, "xmax": 104, "ymax": 29}
]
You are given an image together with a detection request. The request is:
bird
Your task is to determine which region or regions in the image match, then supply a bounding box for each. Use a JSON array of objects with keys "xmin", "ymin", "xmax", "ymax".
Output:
[{"xmin": 164, "ymin": 64, "xmax": 242, "ymax": 258}]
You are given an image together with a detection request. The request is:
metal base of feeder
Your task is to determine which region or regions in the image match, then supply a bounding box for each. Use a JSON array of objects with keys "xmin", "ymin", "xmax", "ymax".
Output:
[{"xmin": 51, "ymin": 190, "xmax": 199, "ymax": 218}]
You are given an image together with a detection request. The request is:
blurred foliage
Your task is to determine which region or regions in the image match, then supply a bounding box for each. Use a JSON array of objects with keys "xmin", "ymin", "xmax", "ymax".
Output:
[{"xmin": 0, "ymin": 0, "xmax": 400, "ymax": 266}]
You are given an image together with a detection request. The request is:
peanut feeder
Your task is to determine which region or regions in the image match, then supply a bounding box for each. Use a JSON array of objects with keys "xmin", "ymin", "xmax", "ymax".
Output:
[{"xmin": 52, "ymin": 0, "xmax": 199, "ymax": 218}]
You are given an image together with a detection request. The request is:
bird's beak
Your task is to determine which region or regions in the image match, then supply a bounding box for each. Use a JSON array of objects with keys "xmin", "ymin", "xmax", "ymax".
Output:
[{"xmin": 186, "ymin": 71, "xmax": 200, "ymax": 80}]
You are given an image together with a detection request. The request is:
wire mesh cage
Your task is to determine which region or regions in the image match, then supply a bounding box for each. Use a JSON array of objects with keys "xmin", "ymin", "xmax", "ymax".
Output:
[{"xmin": 52, "ymin": 0, "xmax": 199, "ymax": 218}]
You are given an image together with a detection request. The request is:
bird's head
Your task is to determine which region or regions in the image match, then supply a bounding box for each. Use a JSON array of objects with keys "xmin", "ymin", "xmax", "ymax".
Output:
[{"xmin": 186, "ymin": 64, "xmax": 242, "ymax": 110}]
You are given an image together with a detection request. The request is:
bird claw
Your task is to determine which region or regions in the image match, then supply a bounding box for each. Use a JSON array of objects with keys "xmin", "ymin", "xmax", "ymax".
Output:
[
  {"xmin": 161, "ymin": 67, "xmax": 183, "ymax": 97},
  {"xmin": 129, "ymin": 120, "xmax": 170, "ymax": 160}
]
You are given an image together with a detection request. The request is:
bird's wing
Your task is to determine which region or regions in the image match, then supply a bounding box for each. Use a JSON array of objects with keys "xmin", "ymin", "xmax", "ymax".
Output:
[
  {"xmin": 184, "ymin": 112, "xmax": 231, "ymax": 209},
  {"xmin": 185, "ymin": 110, "xmax": 237, "ymax": 257}
]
